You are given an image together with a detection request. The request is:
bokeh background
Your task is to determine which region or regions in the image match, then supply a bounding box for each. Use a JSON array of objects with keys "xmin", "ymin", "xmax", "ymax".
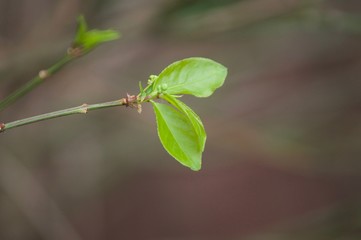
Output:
[{"xmin": 1, "ymin": 0, "xmax": 361, "ymax": 239}]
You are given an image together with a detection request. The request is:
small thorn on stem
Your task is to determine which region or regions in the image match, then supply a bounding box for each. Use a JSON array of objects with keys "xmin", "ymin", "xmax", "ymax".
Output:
[{"xmin": 0, "ymin": 123, "xmax": 5, "ymax": 132}]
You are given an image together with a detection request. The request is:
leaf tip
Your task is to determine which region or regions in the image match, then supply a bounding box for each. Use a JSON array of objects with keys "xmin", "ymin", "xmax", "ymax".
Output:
[
  {"xmin": 190, "ymin": 163, "xmax": 201, "ymax": 171},
  {"xmin": 77, "ymin": 14, "xmax": 85, "ymax": 22}
]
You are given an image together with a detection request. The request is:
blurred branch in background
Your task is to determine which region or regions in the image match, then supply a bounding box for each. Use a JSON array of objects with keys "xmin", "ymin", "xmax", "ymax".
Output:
[
  {"xmin": 0, "ymin": 153, "xmax": 82, "ymax": 240},
  {"xmin": 156, "ymin": 0, "xmax": 361, "ymax": 37}
]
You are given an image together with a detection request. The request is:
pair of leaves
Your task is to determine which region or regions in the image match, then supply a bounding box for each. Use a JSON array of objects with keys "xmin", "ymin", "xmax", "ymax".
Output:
[
  {"xmin": 149, "ymin": 58, "xmax": 227, "ymax": 171},
  {"xmin": 73, "ymin": 16, "xmax": 227, "ymax": 171},
  {"xmin": 73, "ymin": 16, "xmax": 120, "ymax": 52},
  {"xmin": 72, "ymin": 16, "xmax": 228, "ymax": 171}
]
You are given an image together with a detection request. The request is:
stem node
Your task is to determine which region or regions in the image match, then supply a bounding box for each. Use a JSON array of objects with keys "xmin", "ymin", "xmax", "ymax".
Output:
[
  {"xmin": 38, "ymin": 70, "xmax": 49, "ymax": 79},
  {"xmin": 67, "ymin": 45, "xmax": 84, "ymax": 58},
  {"xmin": 80, "ymin": 104, "xmax": 88, "ymax": 114}
]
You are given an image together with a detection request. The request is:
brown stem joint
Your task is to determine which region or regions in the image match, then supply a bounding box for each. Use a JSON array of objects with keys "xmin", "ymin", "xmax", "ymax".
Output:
[
  {"xmin": 0, "ymin": 123, "xmax": 5, "ymax": 132},
  {"xmin": 122, "ymin": 94, "xmax": 141, "ymax": 113}
]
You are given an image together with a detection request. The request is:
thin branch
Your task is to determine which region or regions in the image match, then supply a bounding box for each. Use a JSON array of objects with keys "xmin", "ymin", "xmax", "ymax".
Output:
[
  {"xmin": 0, "ymin": 14, "xmax": 120, "ymax": 112},
  {"xmin": 0, "ymin": 55, "xmax": 74, "ymax": 112},
  {"xmin": 0, "ymin": 97, "xmax": 134, "ymax": 133}
]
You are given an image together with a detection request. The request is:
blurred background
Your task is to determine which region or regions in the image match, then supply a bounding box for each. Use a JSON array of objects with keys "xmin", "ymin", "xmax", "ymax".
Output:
[{"xmin": 0, "ymin": 0, "xmax": 361, "ymax": 239}]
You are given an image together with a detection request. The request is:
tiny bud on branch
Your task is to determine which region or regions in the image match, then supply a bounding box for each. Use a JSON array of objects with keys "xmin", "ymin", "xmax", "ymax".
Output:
[{"xmin": 39, "ymin": 70, "xmax": 49, "ymax": 79}]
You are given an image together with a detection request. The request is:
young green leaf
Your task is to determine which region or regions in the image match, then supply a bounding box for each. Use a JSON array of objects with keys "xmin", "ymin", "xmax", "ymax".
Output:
[
  {"xmin": 74, "ymin": 15, "xmax": 88, "ymax": 44},
  {"xmin": 162, "ymin": 94, "xmax": 206, "ymax": 151},
  {"xmin": 73, "ymin": 15, "xmax": 120, "ymax": 52},
  {"xmin": 153, "ymin": 57, "xmax": 227, "ymax": 97},
  {"xmin": 138, "ymin": 75, "xmax": 159, "ymax": 102},
  {"xmin": 152, "ymin": 101, "xmax": 202, "ymax": 171}
]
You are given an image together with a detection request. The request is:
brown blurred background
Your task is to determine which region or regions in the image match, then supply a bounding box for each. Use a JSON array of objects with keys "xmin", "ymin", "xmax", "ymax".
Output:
[{"xmin": 0, "ymin": 0, "xmax": 361, "ymax": 239}]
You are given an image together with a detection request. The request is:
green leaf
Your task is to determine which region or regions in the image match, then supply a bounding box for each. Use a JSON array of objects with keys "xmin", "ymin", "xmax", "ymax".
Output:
[
  {"xmin": 74, "ymin": 15, "xmax": 88, "ymax": 44},
  {"xmin": 152, "ymin": 101, "xmax": 203, "ymax": 171},
  {"xmin": 153, "ymin": 57, "xmax": 227, "ymax": 97},
  {"xmin": 162, "ymin": 94, "xmax": 206, "ymax": 151},
  {"xmin": 74, "ymin": 15, "xmax": 120, "ymax": 51}
]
